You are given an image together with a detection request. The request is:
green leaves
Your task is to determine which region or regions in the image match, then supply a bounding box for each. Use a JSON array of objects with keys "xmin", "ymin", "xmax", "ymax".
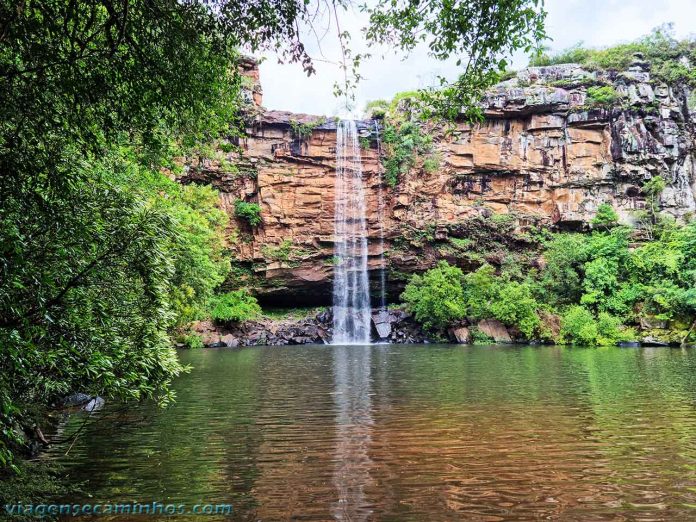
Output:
[
  {"xmin": 210, "ymin": 290, "xmax": 262, "ymax": 323},
  {"xmin": 381, "ymin": 120, "xmax": 435, "ymax": 187},
  {"xmin": 234, "ymin": 200, "xmax": 263, "ymax": 226},
  {"xmin": 364, "ymin": 0, "xmax": 546, "ymax": 120},
  {"xmin": 401, "ymin": 261, "xmax": 467, "ymax": 335}
]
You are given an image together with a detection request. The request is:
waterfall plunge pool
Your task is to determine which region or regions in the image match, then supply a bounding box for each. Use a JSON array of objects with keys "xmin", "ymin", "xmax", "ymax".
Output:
[{"xmin": 48, "ymin": 343, "xmax": 696, "ymax": 521}]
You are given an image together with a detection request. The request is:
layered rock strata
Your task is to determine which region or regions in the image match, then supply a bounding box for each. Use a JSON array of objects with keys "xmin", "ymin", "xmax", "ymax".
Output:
[{"xmin": 177, "ymin": 56, "xmax": 696, "ymax": 305}]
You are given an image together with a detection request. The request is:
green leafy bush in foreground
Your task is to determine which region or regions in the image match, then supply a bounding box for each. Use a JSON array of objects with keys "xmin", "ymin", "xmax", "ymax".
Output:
[
  {"xmin": 401, "ymin": 261, "xmax": 466, "ymax": 335},
  {"xmin": 559, "ymin": 306, "xmax": 634, "ymax": 346},
  {"xmin": 211, "ymin": 290, "xmax": 262, "ymax": 323}
]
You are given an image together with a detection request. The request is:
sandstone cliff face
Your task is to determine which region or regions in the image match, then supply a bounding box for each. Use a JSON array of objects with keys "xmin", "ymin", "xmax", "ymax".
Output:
[{"xmin": 178, "ymin": 58, "xmax": 696, "ymax": 305}]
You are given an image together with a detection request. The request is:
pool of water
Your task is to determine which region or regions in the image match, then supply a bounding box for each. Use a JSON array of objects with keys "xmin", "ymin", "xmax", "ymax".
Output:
[{"xmin": 49, "ymin": 344, "xmax": 696, "ymax": 520}]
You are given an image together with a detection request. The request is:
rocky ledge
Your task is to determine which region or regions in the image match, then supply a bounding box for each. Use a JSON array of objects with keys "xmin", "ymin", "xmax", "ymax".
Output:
[
  {"xmin": 189, "ymin": 309, "xmax": 695, "ymax": 348},
  {"xmin": 190, "ymin": 308, "xmax": 429, "ymax": 347}
]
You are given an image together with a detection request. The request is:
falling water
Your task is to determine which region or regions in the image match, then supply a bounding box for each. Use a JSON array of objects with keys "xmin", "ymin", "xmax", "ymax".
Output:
[
  {"xmin": 373, "ymin": 120, "xmax": 387, "ymax": 310},
  {"xmin": 333, "ymin": 120, "xmax": 372, "ymax": 344}
]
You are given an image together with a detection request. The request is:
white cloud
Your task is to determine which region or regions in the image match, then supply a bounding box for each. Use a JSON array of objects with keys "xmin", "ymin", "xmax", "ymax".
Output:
[{"xmin": 258, "ymin": 0, "xmax": 696, "ymax": 115}]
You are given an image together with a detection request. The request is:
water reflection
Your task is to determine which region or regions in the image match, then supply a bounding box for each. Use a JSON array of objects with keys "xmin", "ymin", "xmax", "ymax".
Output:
[
  {"xmin": 332, "ymin": 345, "xmax": 375, "ymax": 521},
  {"xmin": 47, "ymin": 345, "xmax": 696, "ymax": 521}
]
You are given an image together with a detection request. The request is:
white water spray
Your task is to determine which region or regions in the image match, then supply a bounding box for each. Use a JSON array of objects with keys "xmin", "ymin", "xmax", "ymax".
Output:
[
  {"xmin": 374, "ymin": 120, "xmax": 387, "ymax": 310},
  {"xmin": 332, "ymin": 120, "xmax": 372, "ymax": 345}
]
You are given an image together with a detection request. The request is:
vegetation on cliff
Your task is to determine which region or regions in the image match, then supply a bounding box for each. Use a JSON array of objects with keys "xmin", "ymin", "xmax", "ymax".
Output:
[
  {"xmin": 401, "ymin": 183, "xmax": 696, "ymax": 346},
  {"xmin": 530, "ymin": 24, "xmax": 696, "ymax": 87}
]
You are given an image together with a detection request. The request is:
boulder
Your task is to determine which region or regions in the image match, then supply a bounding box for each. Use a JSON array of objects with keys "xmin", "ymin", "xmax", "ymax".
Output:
[
  {"xmin": 61, "ymin": 393, "xmax": 92, "ymax": 407},
  {"xmin": 640, "ymin": 316, "xmax": 668, "ymax": 330},
  {"xmin": 221, "ymin": 334, "xmax": 239, "ymax": 348},
  {"xmin": 84, "ymin": 396, "xmax": 105, "ymax": 413},
  {"xmin": 372, "ymin": 309, "xmax": 393, "ymax": 339},
  {"xmin": 477, "ymin": 319, "xmax": 512, "ymax": 343},
  {"xmin": 450, "ymin": 326, "xmax": 471, "ymax": 344}
]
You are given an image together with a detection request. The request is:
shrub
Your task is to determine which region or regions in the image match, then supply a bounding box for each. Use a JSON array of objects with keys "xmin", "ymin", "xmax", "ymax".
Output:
[
  {"xmin": 422, "ymin": 154, "xmax": 440, "ymax": 173},
  {"xmin": 462, "ymin": 264, "xmax": 500, "ymax": 319},
  {"xmin": 401, "ymin": 261, "xmax": 466, "ymax": 335},
  {"xmin": 559, "ymin": 305, "xmax": 632, "ymax": 346},
  {"xmin": 592, "ymin": 203, "xmax": 619, "ymax": 229},
  {"xmin": 586, "ymin": 85, "xmax": 619, "ymax": 106},
  {"xmin": 381, "ymin": 121, "xmax": 434, "ymax": 187},
  {"xmin": 234, "ymin": 200, "xmax": 262, "ymax": 226},
  {"xmin": 559, "ymin": 306, "xmax": 599, "ymax": 345},
  {"xmin": 490, "ymin": 281, "xmax": 542, "ymax": 339},
  {"xmin": 211, "ymin": 290, "xmax": 261, "ymax": 323},
  {"xmin": 182, "ymin": 333, "xmax": 204, "ymax": 349}
]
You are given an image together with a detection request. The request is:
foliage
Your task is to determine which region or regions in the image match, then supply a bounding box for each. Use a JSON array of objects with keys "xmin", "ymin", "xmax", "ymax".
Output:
[
  {"xmin": 490, "ymin": 282, "xmax": 542, "ymax": 339},
  {"xmin": 0, "ymin": 0, "xmax": 248, "ymax": 469},
  {"xmin": 634, "ymin": 175, "xmax": 667, "ymax": 239},
  {"xmin": 586, "ymin": 86, "xmax": 620, "ymax": 106},
  {"xmin": 462, "ymin": 264, "xmax": 500, "ymax": 319},
  {"xmin": 592, "ymin": 203, "xmax": 619, "ymax": 229},
  {"xmin": 422, "ymin": 155, "xmax": 441, "ymax": 173},
  {"xmin": 529, "ymin": 25, "xmax": 696, "ymax": 87},
  {"xmin": 381, "ymin": 121, "xmax": 435, "ymax": 186},
  {"xmin": 401, "ymin": 261, "xmax": 466, "ymax": 335},
  {"xmin": 365, "ymin": 0, "xmax": 546, "ymax": 120},
  {"xmin": 234, "ymin": 200, "xmax": 263, "ymax": 226},
  {"xmin": 289, "ymin": 118, "xmax": 325, "ymax": 140},
  {"xmin": 559, "ymin": 306, "xmax": 634, "ymax": 346},
  {"xmin": 401, "ymin": 211, "xmax": 696, "ymax": 346},
  {"xmin": 210, "ymin": 291, "xmax": 262, "ymax": 323},
  {"xmin": 181, "ymin": 334, "xmax": 205, "ymax": 350}
]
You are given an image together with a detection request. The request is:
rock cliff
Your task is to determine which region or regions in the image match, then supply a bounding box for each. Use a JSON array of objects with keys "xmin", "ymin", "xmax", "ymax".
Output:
[{"xmin": 177, "ymin": 56, "xmax": 696, "ymax": 305}]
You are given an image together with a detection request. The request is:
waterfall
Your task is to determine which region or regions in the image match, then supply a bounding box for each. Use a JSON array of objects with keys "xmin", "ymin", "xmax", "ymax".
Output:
[
  {"xmin": 373, "ymin": 120, "xmax": 387, "ymax": 310},
  {"xmin": 332, "ymin": 120, "xmax": 372, "ymax": 345}
]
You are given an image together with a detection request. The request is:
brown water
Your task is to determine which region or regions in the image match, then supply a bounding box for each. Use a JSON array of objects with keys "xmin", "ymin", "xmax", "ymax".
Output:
[{"xmin": 49, "ymin": 344, "xmax": 696, "ymax": 521}]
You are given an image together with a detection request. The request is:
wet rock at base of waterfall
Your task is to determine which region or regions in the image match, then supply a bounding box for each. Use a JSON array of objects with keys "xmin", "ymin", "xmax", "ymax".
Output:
[
  {"xmin": 450, "ymin": 326, "xmax": 471, "ymax": 344},
  {"xmin": 384, "ymin": 309, "xmax": 429, "ymax": 344},
  {"xmin": 221, "ymin": 334, "xmax": 239, "ymax": 348},
  {"xmin": 477, "ymin": 319, "xmax": 512, "ymax": 343},
  {"xmin": 372, "ymin": 309, "xmax": 393, "ymax": 339}
]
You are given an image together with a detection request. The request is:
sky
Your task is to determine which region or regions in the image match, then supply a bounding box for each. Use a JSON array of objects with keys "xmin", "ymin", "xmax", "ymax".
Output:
[{"xmin": 258, "ymin": 0, "xmax": 696, "ymax": 116}]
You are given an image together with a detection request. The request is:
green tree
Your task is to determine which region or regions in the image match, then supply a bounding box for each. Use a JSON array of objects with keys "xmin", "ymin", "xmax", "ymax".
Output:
[
  {"xmin": 462, "ymin": 264, "xmax": 501, "ymax": 318},
  {"xmin": 559, "ymin": 306, "xmax": 633, "ymax": 346},
  {"xmin": 401, "ymin": 261, "xmax": 466, "ymax": 335}
]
